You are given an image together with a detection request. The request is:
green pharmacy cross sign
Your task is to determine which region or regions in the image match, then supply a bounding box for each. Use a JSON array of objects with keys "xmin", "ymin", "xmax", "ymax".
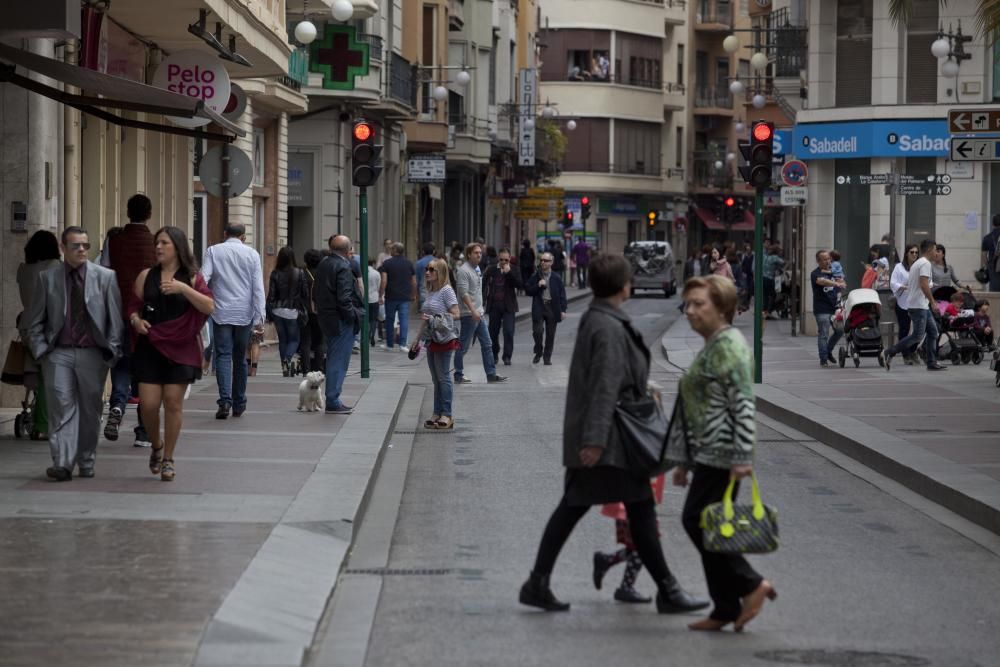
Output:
[{"xmin": 309, "ymin": 24, "xmax": 370, "ymax": 91}]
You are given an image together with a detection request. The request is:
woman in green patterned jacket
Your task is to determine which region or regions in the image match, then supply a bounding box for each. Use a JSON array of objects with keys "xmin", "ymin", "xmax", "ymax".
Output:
[{"xmin": 669, "ymin": 275, "xmax": 776, "ymax": 632}]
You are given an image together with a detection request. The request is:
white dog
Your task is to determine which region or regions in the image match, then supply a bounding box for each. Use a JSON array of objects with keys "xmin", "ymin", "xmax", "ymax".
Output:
[{"xmin": 297, "ymin": 371, "xmax": 326, "ymax": 412}]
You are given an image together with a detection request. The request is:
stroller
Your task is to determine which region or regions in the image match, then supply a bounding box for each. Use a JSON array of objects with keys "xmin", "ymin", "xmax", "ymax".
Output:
[
  {"xmin": 933, "ymin": 286, "xmax": 984, "ymax": 365},
  {"xmin": 837, "ymin": 288, "xmax": 885, "ymax": 368}
]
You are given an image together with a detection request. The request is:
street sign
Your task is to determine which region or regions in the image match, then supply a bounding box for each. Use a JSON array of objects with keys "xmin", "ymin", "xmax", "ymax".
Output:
[
  {"xmin": 948, "ymin": 108, "xmax": 1000, "ymax": 134},
  {"xmin": 837, "ymin": 173, "xmax": 952, "ymax": 186},
  {"xmin": 407, "ymin": 155, "xmax": 446, "ymax": 183},
  {"xmin": 950, "ymin": 138, "xmax": 1000, "ymax": 161},
  {"xmin": 780, "ymin": 159, "xmax": 808, "ymax": 186},
  {"xmin": 780, "ymin": 186, "xmax": 807, "ymax": 206},
  {"xmin": 896, "ymin": 183, "xmax": 951, "ymax": 196},
  {"xmin": 527, "ymin": 187, "xmax": 565, "ymax": 198}
]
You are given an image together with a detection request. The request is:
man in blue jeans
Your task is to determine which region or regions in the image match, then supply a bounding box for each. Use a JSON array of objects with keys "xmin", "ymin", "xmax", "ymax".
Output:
[
  {"xmin": 315, "ymin": 235, "xmax": 362, "ymax": 413},
  {"xmin": 884, "ymin": 239, "xmax": 947, "ymax": 371},
  {"xmin": 379, "ymin": 242, "xmax": 417, "ymax": 351},
  {"xmin": 454, "ymin": 242, "xmax": 508, "ymax": 384},
  {"xmin": 202, "ymin": 224, "xmax": 267, "ymax": 419},
  {"xmin": 810, "ymin": 250, "xmax": 845, "ymax": 367}
]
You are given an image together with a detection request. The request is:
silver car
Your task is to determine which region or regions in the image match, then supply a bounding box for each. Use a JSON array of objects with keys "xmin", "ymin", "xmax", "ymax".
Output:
[{"xmin": 624, "ymin": 241, "xmax": 677, "ymax": 298}]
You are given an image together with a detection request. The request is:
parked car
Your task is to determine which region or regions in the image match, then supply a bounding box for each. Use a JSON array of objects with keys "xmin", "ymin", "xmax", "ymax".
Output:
[{"xmin": 624, "ymin": 241, "xmax": 676, "ymax": 297}]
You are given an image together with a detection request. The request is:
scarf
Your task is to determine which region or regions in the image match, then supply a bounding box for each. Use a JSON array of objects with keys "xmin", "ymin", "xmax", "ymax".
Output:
[{"xmin": 128, "ymin": 272, "xmax": 213, "ymax": 368}]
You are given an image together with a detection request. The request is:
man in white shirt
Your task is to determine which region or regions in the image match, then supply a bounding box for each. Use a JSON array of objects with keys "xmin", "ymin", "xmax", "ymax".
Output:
[
  {"xmin": 201, "ymin": 223, "xmax": 268, "ymax": 418},
  {"xmin": 884, "ymin": 239, "xmax": 946, "ymax": 371},
  {"xmin": 454, "ymin": 243, "xmax": 507, "ymax": 384}
]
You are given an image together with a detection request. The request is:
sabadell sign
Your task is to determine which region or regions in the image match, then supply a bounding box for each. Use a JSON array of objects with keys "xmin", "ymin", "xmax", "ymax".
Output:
[{"xmin": 152, "ymin": 50, "xmax": 231, "ymax": 128}]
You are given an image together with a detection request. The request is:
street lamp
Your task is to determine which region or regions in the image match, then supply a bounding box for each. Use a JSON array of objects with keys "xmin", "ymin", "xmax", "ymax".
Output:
[
  {"xmin": 566, "ymin": 119, "xmax": 577, "ymax": 131},
  {"xmin": 294, "ymin": 20, "xmax": 317, "ymax": 44},
  {"xmin": 723, "ymin": 35, "xmax": 741, "ymax": 54},
  {"xmin": 750, "ymin": 52, "xmax": 768, "ymax": 72},
  {"xmin": 432, "ymin": 85, "xmax": 448, "ymax": 101},
  {"xmin": 752, "ymin": 94, "xmax": 766, "ymax": 109},
  {"xmin": 331, "ymin": 0, "xmax": 353, "ymax": 22},
  {"xmin": 729, "ymin": 79, "xmax": 745, "ymax": 95},
  {"xmin": 456, "ymin": 69, "xmax": 472, "ymax": 86}
]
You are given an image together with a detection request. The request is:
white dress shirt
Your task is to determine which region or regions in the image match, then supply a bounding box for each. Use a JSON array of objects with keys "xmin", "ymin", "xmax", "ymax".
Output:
[{"xmin": 201, "ymin": 238, "xmax": 267, "ymax": 326}]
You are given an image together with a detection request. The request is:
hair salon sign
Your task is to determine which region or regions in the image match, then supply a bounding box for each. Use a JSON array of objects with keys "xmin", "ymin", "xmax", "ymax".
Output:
[{"xmin": 152, "ymin": 50, "xmax": 231, "ymax": 128}]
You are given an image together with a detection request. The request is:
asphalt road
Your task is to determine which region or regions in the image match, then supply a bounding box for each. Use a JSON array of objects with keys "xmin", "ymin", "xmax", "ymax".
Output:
[{"xmin": 336, "ymin": 295, "xmax": 1000, "ymax": 667}]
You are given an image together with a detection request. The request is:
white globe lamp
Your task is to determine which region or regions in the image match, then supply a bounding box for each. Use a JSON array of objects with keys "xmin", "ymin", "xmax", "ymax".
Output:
[
  {"xmin": 456, "ymin": 70, "xmax": 471, "ymax": 86},
  {"xmin": 941, "ymin": 58, "xmax": 960, "ymax": 77},
  {"xmin": 524, "ymin": 118, "xmax": 535, "ymax": 130},
  {"xmin": 752, "ymin": 94, "xmax": 766, "ymax": 109},
  {"xmin": 735, "ymin": 120, "xmax": 745, "ymax": 132},
  {"xmin": 729, "ymin": 79, "xmax": 744, "ymax": 95},
  {"xmin": 433, "ymin": 85, "xmax": 449, "ymax": 101},
  {"xmin": 714, "ymin": 160, "xmax": 724, "ymax": 170},
  {"xmin": 750, "ymin": 52, "xmax": 768, "ymax": 72},
  {"xmin": 541, "ymin": 106, "xmax": 556, "ymax": 118},
  {"xmin": 722, "ymin": 35, "xmax": 741, "ymax": 54},
  {"xmin": 726, "ymin": 152, "xmax": 736, "ymax": 162},
  {"xmin": 566, "ymin": 119, "xmax": 577, "ymax": 131},
  {"xmin": 331, "ymin": 0, "xmax": 353, "ymax": 22},
  {"xmin": 294, "ymin": 20, "xmax": 317, "ymax": 45},
  {"xmin": 931, "ymin": 37, "xmax": 951, "ymax": 59}
]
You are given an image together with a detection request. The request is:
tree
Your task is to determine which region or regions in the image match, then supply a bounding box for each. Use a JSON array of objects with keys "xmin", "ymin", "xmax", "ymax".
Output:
[{"xmin": 888, "ymin": 0, "xmax": 1000, "ymax": 41}]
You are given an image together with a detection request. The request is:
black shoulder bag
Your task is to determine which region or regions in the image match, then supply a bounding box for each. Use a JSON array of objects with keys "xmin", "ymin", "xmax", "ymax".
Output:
[{"xmin": 613, "ymin": 317, "xmax": 670, "ymax": 477}]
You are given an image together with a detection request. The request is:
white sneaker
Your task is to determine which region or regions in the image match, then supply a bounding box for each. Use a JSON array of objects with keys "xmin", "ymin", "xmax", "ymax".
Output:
[{"xmin": 379, "ymin": 343, "xmax": 386, "ymax": 350}]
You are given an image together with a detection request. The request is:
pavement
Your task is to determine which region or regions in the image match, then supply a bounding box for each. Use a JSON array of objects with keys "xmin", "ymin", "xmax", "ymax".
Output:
[
  {"xmin": 0, "ymin": 286, "xmax": 593, "ymax": 667},
  {"xmin": 661, "ymin": 312, "xmax": 1000, "ymax": 536}
]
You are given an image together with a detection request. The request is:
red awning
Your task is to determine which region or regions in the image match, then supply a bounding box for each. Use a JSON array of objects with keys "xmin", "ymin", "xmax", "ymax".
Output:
[{"xmin": 693, "ymin": 206, "xmax": 755, "ymax": 231}]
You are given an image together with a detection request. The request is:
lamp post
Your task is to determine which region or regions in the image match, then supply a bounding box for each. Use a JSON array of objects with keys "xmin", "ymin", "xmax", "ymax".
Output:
[{"xmin": 931, "ymin": 23, "xmax": 972, "ymax": 100}]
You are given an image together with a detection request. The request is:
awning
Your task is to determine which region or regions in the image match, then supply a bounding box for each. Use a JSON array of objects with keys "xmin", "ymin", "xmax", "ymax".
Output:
[
  {"xmin": 0, "ymin": 42, "xmax": 245, "ymax": 142},
  {"xmin": 693, "ymin": 205, "xmax": 755, "ymax": 232}
]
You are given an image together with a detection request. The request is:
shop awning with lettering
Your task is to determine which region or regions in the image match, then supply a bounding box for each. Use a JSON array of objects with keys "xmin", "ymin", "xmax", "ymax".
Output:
[{"xmin": 0, "ymin": 42, "xmax": 245, "ymax": 142}]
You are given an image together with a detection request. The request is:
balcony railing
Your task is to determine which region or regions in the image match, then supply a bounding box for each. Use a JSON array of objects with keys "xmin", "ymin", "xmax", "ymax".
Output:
[
  {"xmin": 561, "ymin": 161, "xmax": 663, "ymax": 177},
  {"xmin": 692, "ymin": 158, "xmax": 732, "ymax": 189},
  {"xmin": 695, "ymin": 1, "xmax": 732, "ymax": 25},
  {"xmin": 357, "ymin": 33, "xmax": 383, "ymax": 63},
  {"xmin": 285, "ymin": 48, "xmax": 308, "ymax": 90},
  {"xmin": 694, "ymin": 86, "xmax": 732, "ymax": 109},
  {"xmin": 387, "ymin": 52, "xmax": 417, "ymax": 109}
]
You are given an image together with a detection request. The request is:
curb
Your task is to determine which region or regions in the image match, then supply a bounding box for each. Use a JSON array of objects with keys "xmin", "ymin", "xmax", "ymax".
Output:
[{"xmin": 660, "ymin": 327, "xmax": 1000, "ymax": 536}]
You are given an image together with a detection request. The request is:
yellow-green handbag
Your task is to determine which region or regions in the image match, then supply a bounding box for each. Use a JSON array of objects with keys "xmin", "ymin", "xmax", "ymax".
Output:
[{"xmin": 700, "ymin": 475, "xmax": 779, "ymax": 554}]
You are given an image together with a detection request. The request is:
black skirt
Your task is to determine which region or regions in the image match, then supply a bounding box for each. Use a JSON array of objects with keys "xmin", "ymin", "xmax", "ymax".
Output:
[
  {"xmin": 131, "ymin": 337, "xmax": 201, "ymax": 386},
  {"xmin": 563, "ymin": 466, "xmax": 653, "ymax": 507}
]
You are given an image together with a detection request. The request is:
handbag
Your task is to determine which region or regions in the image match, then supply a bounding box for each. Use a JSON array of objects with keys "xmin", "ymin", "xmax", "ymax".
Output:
[
  {"xmin": 975, "ymin": 266, "xmax": 990, "ymax": 284},
  {"xmin": 2, "ymin": 338, "xmax": 27, "ymax": 386},
  {"xmin": 428, "ymin": 313, "xmax": 459, "ymax": 344},
  {"xmin": 614, "ymin": 394, "xmax": 669, "ymax": 476},
  {"xmin": 701, "ymin": 474, "xmax": 779, "ymax": 555}
]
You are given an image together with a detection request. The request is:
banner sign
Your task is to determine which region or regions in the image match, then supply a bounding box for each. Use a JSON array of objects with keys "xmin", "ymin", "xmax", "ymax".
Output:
[
  {"xmin": 152, "ymin": 50, "xmax": 231, "ymax": 128},
  {"xmin": 792, "ymin": 119, "xmax": 950, "ymax": 160},
  {"xmin": 518, "ymin": 68, "xmax": 536, "ymax": 166}
]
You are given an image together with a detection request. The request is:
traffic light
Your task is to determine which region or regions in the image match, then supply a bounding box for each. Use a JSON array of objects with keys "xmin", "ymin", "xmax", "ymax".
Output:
[
  {"xmin": 738, "ymin": 120, "xmax": 774, "ymax": 190},
  {"xmin": 580, "ymin": 196, "xmax": 591, "ymax": 221},
  {"xmin": 562, "ymin": 210, "xmax": 574, "ymax": 230},
  {"xmin": 723, "ymin": 196, "xmax": 735, "ymax": 223},
  {"xmin": 647, "ymin": 210, "xmax": 657, "ymax": 226},
  {"xmin": 352, "ymin": 119, "xmax": 383, "ymax": 187}
]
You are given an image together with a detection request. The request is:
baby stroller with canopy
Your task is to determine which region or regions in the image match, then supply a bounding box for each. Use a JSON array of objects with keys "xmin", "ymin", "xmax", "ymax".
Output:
[
  {"xmin": 933, "ymin": 286, "xmax": 984, "ymax": 365},
  {"xmin": 838, "ymin": 288, "xmax": 885, "ymax": 368}
]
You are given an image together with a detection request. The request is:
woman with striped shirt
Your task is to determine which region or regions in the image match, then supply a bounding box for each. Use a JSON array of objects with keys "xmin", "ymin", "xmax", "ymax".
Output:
[
  {"xmin": 411, "ymin": 258, "xmax": 461, "ymax": 430},
  {"xmin": 669, "ymin": 275, "xmax": 776, "ymax": 632}
]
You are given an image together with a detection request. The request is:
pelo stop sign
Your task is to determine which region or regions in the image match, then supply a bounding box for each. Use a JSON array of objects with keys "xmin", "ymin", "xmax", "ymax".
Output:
[{"xmin": 152, "ymin": 50, "xmax": 232, "ymax": 128}]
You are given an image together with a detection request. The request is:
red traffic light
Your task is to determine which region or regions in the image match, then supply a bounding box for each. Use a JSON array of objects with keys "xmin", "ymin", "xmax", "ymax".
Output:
[
  {"xmin": 567, "ymin": 212, "xmax": 573, "ymax": 219},
  {"xmin": 353, "ymin": 122, "xmax": 373, "ymax": 142},
  {"xmin": 725, "ymin": 197, "xmax": 735, "ymax": 207},
  {"xmin": 581, "ymin": 196, "xmax": 589, "ymax": 205},
  {"xmin": 752, "ymin": 123, "xmax": 772, "ymax": 142}
]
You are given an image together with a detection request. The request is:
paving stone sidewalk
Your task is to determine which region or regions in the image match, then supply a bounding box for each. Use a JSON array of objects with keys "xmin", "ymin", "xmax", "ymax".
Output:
[{"xmin": 662, "ymin": 314, "xmax": 1000, "ymax": 535}]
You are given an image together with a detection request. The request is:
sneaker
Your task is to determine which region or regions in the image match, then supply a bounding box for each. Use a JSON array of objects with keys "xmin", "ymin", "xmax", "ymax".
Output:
[
  {"xmin": 927, "ymin": 363, "xmax": 948, "ymax": 371},
  {"xmin": 820, "ymin": 361, "xmax": 829, "ymax": 367},
  {"xmin": 325, "ymin": 404, "xmax": 354, "ymax": 415},
  {"xmin": 487, "ymin": 374, "xmax": 508, "ymax": 383},
  {"xmin": 827, "ymin": 354, "xmax": 836, "ymax": 365},
  {"xmin": 454, "ymin": 376, "xmax": 471, "ymax": 384},
  {"xmin": 133, "ymin": 428, "xmax": 152, "ymax": 448},
  {"xmin": 103, "ymin": 406, "xmax": 123, "ymax": 441}
]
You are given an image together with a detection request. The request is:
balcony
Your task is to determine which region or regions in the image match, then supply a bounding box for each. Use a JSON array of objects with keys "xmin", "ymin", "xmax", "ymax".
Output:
[
  {"xmin": 541, "ymin": 80, "xmax": 664, "ymax": 124},
  {"xmin": 357, "ymin": 33, "xmax": 383, "ymax": 64},
  {"xmin": 694, "ymin": 0, "xmax": 732, "ymax": 30},
  {"xmin": 693, "ymin": 86, "xmax": 734, "ymax": 115},
  {"xmin": 665, "ymin": 0, "xmax": 687, "ymax": 26},
  {"xmin": 364, "ymin": 51, "xmax": 416, "ymax": 120},
  {"xmin": 691, "ymin": 156, "xmax": 733, "ymax": 191},
  {"xmin": 664, "ymin": 81, "xmax": 686, "ymax": 110},
  {"xmin": 284, "ymin": 47, "xmax": 309, "ymax": 90}
]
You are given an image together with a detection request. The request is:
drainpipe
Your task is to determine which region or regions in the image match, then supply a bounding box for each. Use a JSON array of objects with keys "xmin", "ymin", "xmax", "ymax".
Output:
[{"xmin": 63, "ymin": 38, "xmax": 81, "ymax": 229}]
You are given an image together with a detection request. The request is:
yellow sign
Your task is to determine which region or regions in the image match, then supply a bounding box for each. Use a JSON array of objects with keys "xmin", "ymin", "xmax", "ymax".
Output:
[{"xmin": 527, "ymin": 187, "xmax": 565, "ymax": 199}]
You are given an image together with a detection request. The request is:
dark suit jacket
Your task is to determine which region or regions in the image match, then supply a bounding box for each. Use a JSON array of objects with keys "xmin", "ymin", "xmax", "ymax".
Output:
[
  {"xmin": 482, "ymin": 265, "xmax": 522, "ymax": 313},
  {"xmin": 25, "ymin": 261, "xmax": 123, "ymax": 366},
  {"xmin": 524, "ymin": 271, "xmax": 567, "ymax": 320},
  {"xmin": 314, "ymin": 253, "xmax": 360, "ymax": 337}
]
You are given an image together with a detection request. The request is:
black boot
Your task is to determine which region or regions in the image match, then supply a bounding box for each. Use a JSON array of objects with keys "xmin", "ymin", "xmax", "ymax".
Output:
[
  {"xmin": 614, "ymin": 585, "xmax": 652, "ymax": 604},
  {"xmin": 592, "ymin": 552, "xmax": 613, "ymax": 590},
  {"xmin": 655, "ymin": 576, "xmax": 710, "ymax": 614},
  {"xmin": 281, "ymin": 360, "xmax": 289, "ymax": 377},
  {"xmin": 519, "ymin": 572, "xmax": 570, "ymax": 612}
]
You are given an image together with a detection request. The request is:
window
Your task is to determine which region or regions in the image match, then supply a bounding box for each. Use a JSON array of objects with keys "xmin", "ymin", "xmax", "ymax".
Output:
[
  {"xmin": 836, "ymin": 0, "xmax": 873, "ymax": 107},
  {"xmin": 613, "ymin": 120, "xmax": 661, "ymax": 176},
  {"xmin": 253, "ymin": 129, "xmax": 265, "ymax": 186},
  {"xmin": 905, "ymin": 0, "xmax": 938, "ymax": 103},
  {"xmin": 193, "ymin": 138, "xmax": 206, "ymax": 181},
  {"xmin": 489, "ymin": 35, "xmax": 497, "ymax": 105},
  {"xmin": 677, "ymin": 44, "xmax": 684, "ymax": 86},
  {"xmin": 676, "ymin": 126, "xmax": 683, "ymax": 168}
]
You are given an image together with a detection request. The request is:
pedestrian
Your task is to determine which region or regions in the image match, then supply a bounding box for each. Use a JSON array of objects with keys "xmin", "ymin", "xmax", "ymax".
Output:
[
  {"xmin": 878, "ymin": 234, "xmax": 900, "ymax": 266},
  {"xmin": 684, "ymin": 252, "xmax": 700, "ymax": 281},
  {"xmin": 812, "ymin": 250, "xmax": 846, "ymax": 367},
  {"xmin": 100, "ymin": 194, "xmax": 156, "ymax": 446},
  {"xmin": 573, "ymin": 236, "xmax": 590, "ymax": 288},
  {"xmin": 699, "ymin": 245, "xmax": 712, "ymax": 276},
  {"xmin": 551, "ymin": 241, "xmax": 567, "ymax": 284},
  {"xmin": 24, "ymin": 227, "xmax": 124, "ymax": 482},
  {"xmin": 592, "ymin": 475, "xmax": 667, "ymax": 604},
  {"xmin": 829, "ymin": 249, "xmax": 845, "ymax": 282},
  {"xmin": 379, "ymin": 242, "xmax": 417, "ymax": 351},
  {"xmin": 884, "ymin": 239, "xmax": 947, "ymax": 371},
  {"xmin": 669, "ymin": 275, "xmax": 776, "ymax": 632},
  {"xmin": 519, "ymin": 239, "xmax": 536, "ymax": 290},
  {"xmin": 376, "ymin": 238, "xmax": 393, "ymax": 269},
  {"xmin": 891, "ymin": 244, "xmax": 919, "ymax": 364},
  {"xmin": 301, "ymin": 249, "xmax": 326, "ymax": 373},
  {"xmin": 981, "ymin": 214, "xmax": 1000, "ymax": 291},
  {"xmin": 483, "ymin": 245, "xmax": 499, "ymax": 273},
  {"xmin": 454, "ymin": 243, "xmax": 508, "ymax": 383},
  {"xmin": 367, "ymin": 258, "xmax": 382, "ymax": 347},
  {"xmin": 315, "ymin": 235, "xmax": 362, "ymax": 414},
  {"xmin": 414, "ymin": 242, "xmax": 436, "ymax": 309},
  {"xmin": 519, "ymin": 253, "xmax": 709, "ymax": 614},
  {"xmin": 525, "ymin": 252, "xmax": 568, "ymax": 365},
  {"xmin": 411, "ymin": 258, "xmax": 461, "ymax": 430},
  {"xmin": 762, "ymin": 245, "xmax": 785, "ymax": 319},
  {"xmin": 16, "ymin": 230, "xmax": 62, "ymax": 440},
  {"xmin": 128, "ymin": 226, "xmax": 214, "ymax": 482},
  {"xmin": 931, "ymin": 244, "xmax": 968, "ymax": 291},
  {"xmin": 201, "ymin": 223, "xmax": 267, "ymax": 419},
  {"xmin": 266, "ymin": 246, "xmax": 309, "ymax": 377},
  {"xmin": 483, "ymin": 247, "xmax": 522, "ymax": 366},
  {"xmin": 710, "ymin": 247, "xmax": 734, "ymax": 282}
]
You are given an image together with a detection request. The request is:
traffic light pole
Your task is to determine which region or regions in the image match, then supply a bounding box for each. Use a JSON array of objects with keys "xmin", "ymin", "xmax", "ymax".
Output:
[
  {"xmin": 753, "ymin": 190, "xmax": 764, "ymax": 384},
  {"xmin": 359, "ymin": 186, "xmax": 370, "ymax": 379}
]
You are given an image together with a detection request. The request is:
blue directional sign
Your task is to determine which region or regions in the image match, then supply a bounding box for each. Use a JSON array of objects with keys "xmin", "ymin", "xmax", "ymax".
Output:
[{"xmin": 792, "ymin": 119, "xmax": 950, "ymax": 159}]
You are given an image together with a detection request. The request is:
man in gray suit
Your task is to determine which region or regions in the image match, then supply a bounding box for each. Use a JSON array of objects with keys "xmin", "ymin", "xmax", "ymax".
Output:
[{"xmin": 25, "ymin": 227, "xmax": 123, "ymax": 481}]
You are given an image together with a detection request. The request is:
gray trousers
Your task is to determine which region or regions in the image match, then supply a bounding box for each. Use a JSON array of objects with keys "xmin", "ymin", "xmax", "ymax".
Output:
[{"xmin": 41, "ymin": 347, "xmax": 108, "ymax": 472}]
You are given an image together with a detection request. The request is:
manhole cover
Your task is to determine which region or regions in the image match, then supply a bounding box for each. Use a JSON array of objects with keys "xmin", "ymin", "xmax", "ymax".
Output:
[{"xmin": 754, "ymin": 649, "xmax": 930, "ymax": 666}]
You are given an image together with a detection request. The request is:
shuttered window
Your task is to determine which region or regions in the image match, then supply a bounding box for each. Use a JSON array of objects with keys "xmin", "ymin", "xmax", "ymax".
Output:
[
  {"xmin": 905, "ymin": 0, "xmax": 938, "ymax": 103},
  {"xmin": 835, "ymin": 0, "xmax": 873, "ymax": 107},
  {"xmin": 613, "ymin": 120, "xmax": 661, "ymax": 176}
]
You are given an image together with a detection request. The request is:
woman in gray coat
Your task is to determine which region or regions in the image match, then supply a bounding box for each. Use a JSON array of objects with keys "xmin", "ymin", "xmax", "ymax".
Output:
[{"xmin": 519, "ymin": 254, "xmax": 708, "ymax": 614}]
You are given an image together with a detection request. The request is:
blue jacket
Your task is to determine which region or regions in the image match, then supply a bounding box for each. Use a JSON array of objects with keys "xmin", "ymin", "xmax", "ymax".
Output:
[{"xmin": 524, "ymin": 271, "xmax": 567, "ymax": 320}]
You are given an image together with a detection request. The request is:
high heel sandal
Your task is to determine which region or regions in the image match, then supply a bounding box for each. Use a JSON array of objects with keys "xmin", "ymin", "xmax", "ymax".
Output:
[
  {"xmin": 424, "ymin": 415, "xmax": 441, "ymax": 429},
  {"xmin": 734, "ymin": 580, "xmax": 777, "ymax": 632},
  {"xmin": 688, "ymin": 618, "xmax": 733, "ymax": 632},
  {"xmin": 160, "ymin": 459, "xmax": 175, "ymax": 482},
  {"xmin": 149, "ymin": 444, "xmax": 164, "ymax": 475}
]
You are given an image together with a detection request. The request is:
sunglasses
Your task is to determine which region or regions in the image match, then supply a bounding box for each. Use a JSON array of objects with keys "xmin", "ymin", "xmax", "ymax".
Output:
[
  {"xmin": 426, "ymin": 267, "xmax": 437, "ymax": 273},
  {"xmin": 68, "ymin": 242, "xmax": 91, "ymax": 251}
]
